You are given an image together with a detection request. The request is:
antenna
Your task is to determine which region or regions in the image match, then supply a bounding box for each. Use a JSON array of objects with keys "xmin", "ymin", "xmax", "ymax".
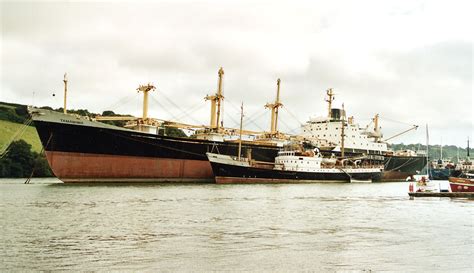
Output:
[
  {"xmin": 63, "ymin": 73, "xmax": 68, "ymax": 114},
  {"xmin": 426, "ymin": 124, "xmax": 430, "ymax": 176},
  {"xmin": 468, "ymin": 137, "xmax": 470, "ymax": 157},
  {"xmin": 341, "ymin": 103, "xmax": 345, "ymax": 158},
  {"xmin": 325, "ymin": 88, "xmax": 335, "ymax": 119},
  {"xmin": 238, "ymin": 102, "xmax": 244, "ymax": 160}
]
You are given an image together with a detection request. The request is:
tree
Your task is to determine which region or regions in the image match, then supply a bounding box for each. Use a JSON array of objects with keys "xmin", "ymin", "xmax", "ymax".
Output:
[
  {"xmin": 1, "ymin": 140, "xmax": 34, "ymax": 177},
  {"xmin": 158, "ymin": 127, "xmax": 188, "ymax": 138},
  {"xmin": 0, "ymin": 140, "xmax": 52, "ymax": 178},
  {"xmin": 102, "ymin": 110, "xmax": 116, "ymax": 116}
]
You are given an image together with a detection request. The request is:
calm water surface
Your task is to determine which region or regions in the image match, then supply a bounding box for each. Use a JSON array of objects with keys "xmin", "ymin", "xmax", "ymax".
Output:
[{"xmin": 1, "ymin": 178, "xmax": 472, "ymax": 271}]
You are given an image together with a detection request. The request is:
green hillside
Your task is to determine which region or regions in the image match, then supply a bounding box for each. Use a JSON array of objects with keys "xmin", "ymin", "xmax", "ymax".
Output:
[
  {"xmin": 0, "ymin": 120, "xmax": 43, "ymax": 153},
  {"xmin": 389, "ymin": 143, "xmax": 471, "ymax": 163}
]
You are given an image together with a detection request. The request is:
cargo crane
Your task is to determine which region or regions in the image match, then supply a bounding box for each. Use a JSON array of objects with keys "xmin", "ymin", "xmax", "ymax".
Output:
[
  {"xmin": 383, "ymin": 125, "xmax": 419, "ymax": 142},
  {"xmin": 264, "ymin": 78, "xmax": 284, "ymax": 138}
]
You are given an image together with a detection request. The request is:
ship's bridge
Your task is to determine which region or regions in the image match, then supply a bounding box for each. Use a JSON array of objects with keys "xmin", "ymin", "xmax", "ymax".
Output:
[{"xmin": 301, "ymin": 114, "xmax": 388, "ymax": 154}]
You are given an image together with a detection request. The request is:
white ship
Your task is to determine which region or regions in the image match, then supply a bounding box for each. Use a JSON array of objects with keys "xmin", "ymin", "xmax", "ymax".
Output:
[{"xmin": 299, "ymin": 89, "xmax": 426, "ymax": 181}]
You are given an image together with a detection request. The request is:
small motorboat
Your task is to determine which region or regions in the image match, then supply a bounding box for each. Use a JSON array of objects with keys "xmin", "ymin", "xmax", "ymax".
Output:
[{"xmin": 413, "ymin": 176, "xmax": 438, "ymax": 192}]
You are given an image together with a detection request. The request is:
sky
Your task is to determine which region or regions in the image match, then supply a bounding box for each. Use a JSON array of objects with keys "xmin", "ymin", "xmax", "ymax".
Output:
[{"xmin": 1, "ymin": 0, "xmax": 472, "ymax": 147}]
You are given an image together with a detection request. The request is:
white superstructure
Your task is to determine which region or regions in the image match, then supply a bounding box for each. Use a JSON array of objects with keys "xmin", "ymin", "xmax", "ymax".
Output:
[
  {"xmin": 300, "ymin": 89, "xmax": 388, "ymax": 155},
  {"xmin": 274, "ymin": 150, "xmax": 322, "ymax": 172},
  {"xmin": 301, "ymin": 113, "xmax": 388, "ymax": 155}
]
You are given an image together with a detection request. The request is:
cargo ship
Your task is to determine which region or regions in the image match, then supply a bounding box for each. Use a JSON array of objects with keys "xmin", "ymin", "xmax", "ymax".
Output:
[
  {"xmin": 30, "ymin": 70, "xmax": 425, "ymax": 182},
  {"xmin": 300, "ymin": 89, "xmax": 427, "ymax": 181},
  {"xmin": 30, "ymin": 69, "xmax": 287, "ymax": 182}
]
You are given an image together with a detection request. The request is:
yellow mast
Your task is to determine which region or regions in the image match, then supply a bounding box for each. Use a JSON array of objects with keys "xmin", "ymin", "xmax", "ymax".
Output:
[
  {"xmin": 136, "ymin": 83, "xmax": 156, "ymax": 120},
  {"xmin": 205, "ymin": 67, "xmax": 225, "ymax": 131},
  {"xmin": 265, "ymin": 78, "xmax": 283, "ymax": 135},
  {"xmin": 373, "ymin": 114, "xmax": 382, "ymax": 141},
  {"xmin": 216, "ymin": 67, "xmax": 224, "ymax": 131},
  {"xmin": 325, "ymin": 88, "xmax": 334, "ymax": 119},
  {"xmin": 63, "ymin": 73, "xmax": 68, "ymax": 114},
  {"xmin": 238, "ymin": 102, "xmax": 244, "ymax": 160}
]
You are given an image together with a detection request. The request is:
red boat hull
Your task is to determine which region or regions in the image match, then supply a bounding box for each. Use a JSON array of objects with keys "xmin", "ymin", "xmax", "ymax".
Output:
[
  {"xmin": 448, "ymin": 177, "xmax": 474, "ymax": 192},
  {"xmin": 449, "ymin": 182, "xmax": 474, "ymax": 192}
]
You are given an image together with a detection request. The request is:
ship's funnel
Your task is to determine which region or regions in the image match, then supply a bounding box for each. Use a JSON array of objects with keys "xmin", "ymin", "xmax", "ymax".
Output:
[{"xmin": 330, "ymin": 108, "xmax": 345, "ymax": 121}]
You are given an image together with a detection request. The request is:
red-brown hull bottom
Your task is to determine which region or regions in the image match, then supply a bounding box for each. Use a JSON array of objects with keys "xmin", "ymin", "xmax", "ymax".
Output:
[
  {"xmin": 45, "ymin": 151, "xmax": 214, "ymax": 183},
  {"xmin": 381, "ymin": 171, "xmax": 414, "ymax": 181}
]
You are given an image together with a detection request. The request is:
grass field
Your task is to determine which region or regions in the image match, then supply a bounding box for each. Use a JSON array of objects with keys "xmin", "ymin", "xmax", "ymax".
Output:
[
  {"xmin": 0, "ymin": 104, "xmax": 16, "ymax": 109},
  {"xmin": 0, "ymin": 120, "xmax": 43, "ymax": 153}
]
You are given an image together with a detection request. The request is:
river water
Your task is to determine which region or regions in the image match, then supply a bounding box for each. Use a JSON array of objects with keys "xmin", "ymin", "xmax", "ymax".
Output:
[{"xmin": 1, "ymin": 178, "xmax": 472, "ymax": 271}]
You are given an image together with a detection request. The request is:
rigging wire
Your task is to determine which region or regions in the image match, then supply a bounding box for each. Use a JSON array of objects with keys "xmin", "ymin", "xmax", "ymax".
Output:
[
  {"xmin": 277, "ymin": 117, "xmax": 294, "ymax": 134},
  {"xmin": 25, "ymin": 133, "xmax": 53, "ymax": 184},
  {"xmin": 148, "ymin": 95, "xmax": 180, "ymax": 121},
  {"xmin": 102, "ymin": 94, "xmax": 137, "ymax": 113},
  {"xmin": 150, "ymin": 92, "xmax": 202, "ymax": 124},
  {"xmin": 223, "ymin": 110, "xmax": 241, "ymax": 128},
  {"xmin": 1, "ymin": 118, "xmax": 33, "ymax": 158},
  {"xmin": 223, "ymin": 100, "xmax": 261, "ymax": 129},
  {"xmin": 225, "ymin": 99, "xmax": 243, "ymax": 115},
  {"xmin": 175, "ymin": 100, "xmax": 207, "ymax": 122},
  {"xmin": 282, "ymin": 105, "xmax": 304, "ymax": 126},
  {"xmin": 379, "ymin": 116, "xmax": 414, "ymax": 126},
  {"xmin": 241, "ymin": 104, "xmax": 268, "ymax": 126},
  {"xmin": 224, "ymin": 99, "xmax": 245, "ymax": 127},
  {"xmin": 287, "ymin": 126, "xmax": 302, "ymax": 135},
  {"xmin": 244, "ymin": 110, "xmax": 267, "ymax": 132}
]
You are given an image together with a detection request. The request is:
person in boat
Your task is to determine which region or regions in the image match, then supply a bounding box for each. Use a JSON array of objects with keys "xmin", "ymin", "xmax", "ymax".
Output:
[{"xmin": 416, "ymin": 176, "xmax": 427, "ymax": 189}]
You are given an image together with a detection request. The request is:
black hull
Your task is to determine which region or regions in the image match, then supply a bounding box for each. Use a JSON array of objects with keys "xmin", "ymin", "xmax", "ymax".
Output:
[
  {"xmin": 209, "ymin": 161, "xmax": 382, "ymax": 183},
  {"xmin": 384, "ymin": 155, "xmax": 427, "ymax": 174},
  {"xmin": 32, "ymin": 112, "xmax": 278, "ymax": 181},
  {"xmin": 320, "ymin": 149, "xmax": 427, "ymax": 178},
  {"xmin": 35, "ymin": 121, "xmax": 278, "ymax": 162}
]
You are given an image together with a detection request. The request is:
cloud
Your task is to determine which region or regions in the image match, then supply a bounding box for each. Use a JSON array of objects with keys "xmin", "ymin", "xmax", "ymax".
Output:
[{"xmin": 1, "ymin": 0, "xmax": 472, "ymax": 146}]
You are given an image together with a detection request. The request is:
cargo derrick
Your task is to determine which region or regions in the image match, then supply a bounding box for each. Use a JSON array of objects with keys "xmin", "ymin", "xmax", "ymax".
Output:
[{"xmin": 264, "ymin": 79, "xmax": 283, "ymax": 138}]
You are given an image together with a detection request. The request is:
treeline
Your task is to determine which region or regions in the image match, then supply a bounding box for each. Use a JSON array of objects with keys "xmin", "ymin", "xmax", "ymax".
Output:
[
  {"xmin": 389, "ymin": 143, "xmax": 471, "ymax": 162},
  {"xmin": 0, "ymin": 140, "xmax": 52, "ymax": 177},
  {"xmin": 0, "ymin": 102, "xmax": 30, "ymax": 123}
]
